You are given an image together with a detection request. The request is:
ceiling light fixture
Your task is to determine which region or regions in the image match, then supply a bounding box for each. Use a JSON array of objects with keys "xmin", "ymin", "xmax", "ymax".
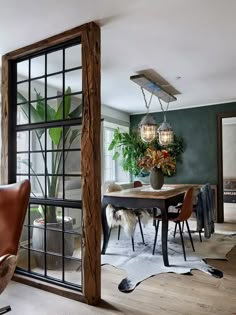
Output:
[
  {"xmin": 130, "ymin": 73, "xmax": 176, "ymax": 145},
  {"xmin": 139, "ymin": 87, "xmax": 157, "ymax": 143}
]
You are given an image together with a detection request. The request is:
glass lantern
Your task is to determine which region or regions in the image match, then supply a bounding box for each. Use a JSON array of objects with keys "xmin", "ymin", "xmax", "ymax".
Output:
[
  {"xmin": 139, "ymin": 113, "xmax": 157, "ymax": 143},
  {"xmin": 158, "ymin": 121, "xmax": 174, "ymax": 146}
]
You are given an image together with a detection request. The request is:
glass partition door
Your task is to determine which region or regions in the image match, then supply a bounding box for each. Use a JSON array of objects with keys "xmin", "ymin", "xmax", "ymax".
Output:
[{"xmin": 1, "ymin": 22, "xmax": 101, "ymax": 304}]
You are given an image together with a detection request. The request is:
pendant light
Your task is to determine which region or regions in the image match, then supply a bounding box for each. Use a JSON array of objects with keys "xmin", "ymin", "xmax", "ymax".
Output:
[
  {"xmin": 157, "ymin": 97, "xmax": 174, "ymax": 146},
  {"xmin": 139, "ymin": 87, "xmax": 157, "ymax": 143}
]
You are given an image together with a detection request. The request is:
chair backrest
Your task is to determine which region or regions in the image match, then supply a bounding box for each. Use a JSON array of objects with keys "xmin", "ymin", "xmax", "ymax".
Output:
[
  {"xmin": 105, "ymin": 183, "xmax": 123, "ymax": 193},
  {"xmin": 0, "ymin": 180, "xmax": 30, "ymax": 257},
  {"xmin": 133, "ymin": 181, "xmax": 142, "ymax": 188},
  {"xmin": 175, "ymin": 187, "xmax": 194, "ymax": 221}
]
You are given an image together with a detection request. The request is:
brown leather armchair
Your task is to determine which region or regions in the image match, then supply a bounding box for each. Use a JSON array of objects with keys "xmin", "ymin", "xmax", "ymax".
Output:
[{"xmin": 0, "ymin": 180, "xmax": 30, "ymax": 314}]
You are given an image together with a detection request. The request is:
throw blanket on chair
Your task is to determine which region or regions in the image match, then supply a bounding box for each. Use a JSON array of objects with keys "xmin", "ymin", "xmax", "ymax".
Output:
[
  {"xmin": 106, "ymin": 204, "xmax": 137, "ymax": 237},
  {"xmin": 105, "ymin": 182, "xmax": 152, "ymax": 237},
  {"xmin": 196, "ymin": 183, "xmax": 215, "ymax": 238}
]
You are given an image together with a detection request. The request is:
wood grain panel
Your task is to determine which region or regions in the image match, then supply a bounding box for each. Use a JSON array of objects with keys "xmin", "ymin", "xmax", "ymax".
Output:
[
  {"xmin": 13, "ymin": 274, "xmax": 88, "ymax": 304},
  {"xmin": 81, "ymin": 22, "xmax": 101, "ymax": 305},
  {"xmin": 1, "ymin": 55, "xmax": 10, "ymax": 184}
]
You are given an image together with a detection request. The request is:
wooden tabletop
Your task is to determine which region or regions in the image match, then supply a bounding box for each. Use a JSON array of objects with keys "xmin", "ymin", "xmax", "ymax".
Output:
[{"xmin": 104, "ymin": 184, "xmax": 197, "ymax": 200}]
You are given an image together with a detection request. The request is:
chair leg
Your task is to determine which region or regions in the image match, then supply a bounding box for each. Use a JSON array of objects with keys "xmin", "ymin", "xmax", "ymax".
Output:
[
  {"xmin": 185, "ymin": 220, "xmax": 195, "ymax": 252},
  {"xmin": 0, "ymin": 305, "xmax": 11, "ymax": 314},
  {"xmin": 178, "ymin": 221, "xmax": 186, "ymax": 261},
  {"xmin": 152, "ymin": 220, "xmax": 160, "ymax": 255},
  {"xmin": 138, "ymin": 216, "xmax": 145, "ymax": 244},
  {"xmin": 131, "ymin": 236, "xmax": 135, "ymax": 252},
  {"xmin": 108, "ymin": 228, "xmax": 112, "ymax": 241},
  {"xmin": 199, "ymin": 231, "xmax": 202, "ymax": 242},
  {"xmin": 117, "ymin": 225, "xmax": 121, "ymax": 240},
  {"xmin": 174, "ymin": 222, "xmax": 178, "ymax": 238},
  {"xmin": 182, "ymin": 221, "xmax": 184, "ymax": 232}
]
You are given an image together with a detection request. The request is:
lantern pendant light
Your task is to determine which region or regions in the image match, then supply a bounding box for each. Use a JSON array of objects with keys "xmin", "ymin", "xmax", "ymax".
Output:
[
  {"xmin": 139, "ymin": 87, "xmax": 157, "ymax": 143},
  {"xmin": 157, "ymin": 98, "xmax": 174, "ymax": 146}
]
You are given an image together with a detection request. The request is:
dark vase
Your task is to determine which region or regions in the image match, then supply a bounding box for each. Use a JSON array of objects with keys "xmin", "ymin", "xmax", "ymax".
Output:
[{"xmin": 150, "ymin": 167, "xmax": 164, "ymax": 190}]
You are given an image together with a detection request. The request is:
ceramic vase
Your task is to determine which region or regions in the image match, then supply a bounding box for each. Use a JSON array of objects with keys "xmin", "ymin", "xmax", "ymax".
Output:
[{"xmin": 150, "ymin": 167, "xmax": 164, "ymax": 190}]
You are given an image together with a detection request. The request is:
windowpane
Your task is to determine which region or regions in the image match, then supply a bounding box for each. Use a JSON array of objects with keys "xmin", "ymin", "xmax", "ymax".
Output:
[
  {"xmin": 47, "ymin": 128, "xmax": 63, "ymax": 150},
  {"xmin": 65, "ymin": 69, "xmax": 82, "ymax": 94},
  {"xmin": 31, "ymin": 100, "xmax": 45, "ymax": 123},
  {"xmin": 17, "ymin": 153, "xmax": 29, "ymax": 174},
  {"xmin": 17, "ymin": 81, "xmax": 29, "ymax": 103},
  {"xmin": 31, "ymin": 55, "xmax": 45, "ymax": 78},
  {"xmin": 47, "ymin": 176, "xmax": 63, "ymax": 198},
  {"xmin": 30, "ymin": 175, "xmax": 45, "ymax": 198},
  {"xmin": 65, "ymin": 150, "xmax": 81, "ymax": 175},
  {"xmin": 64, "ymin": 258, "xmax": 82, "ymax": 286},
  {"xmin": 65, "ymin": 44, "xmax": 82, "ymax": 70},
  {"xmin": 17, "ymin": 104, "xmax": 29, "ymax": 125},
  {"xmin": 65, "ymin": 177, "xmax": 82, "ymax": 200},
  {"xmin": 17, "ymin": 60, "xmax": 29, "ymax": 82},
  {"xmin": 30, "ymin": 153, "xmax": 45, "ymax": 174},
  {"xmin": 31, "ymin": 78, "xmax": 45, "ymax": 102},
  {"xmin": 64, "ymin": 125, "xmax": 81, "ymax": 149},
  {"xmin": 103, "ymin": 124, "xmax": 130, "ymax": 183},
  {"xmin": 47, "ymin": 74, "xmax": 63, "ymax": 98},
  {"xmin": 17, "ymin": 131, "xmax": 29, "ymax": 152},
  {"xmin": 30, "ymin": 129, "xmax": 45, "ymax": 151},
  {"xmin": 64, "ymin": 208, "xmax": 82, "ymax": 232},
  {"xmin": 47, "ymin": 50, "xmax": 63, "ymax": 74},
  {"xmin": 104, "ymin": 128, "xmax": 115, "ymax": 182},
  {"xmin": 46, "ymin": 97, "xmax": 62, "ymax": 121}
]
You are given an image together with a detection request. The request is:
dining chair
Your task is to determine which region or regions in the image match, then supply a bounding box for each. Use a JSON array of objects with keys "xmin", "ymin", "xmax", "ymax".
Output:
[
  {"xmin": 152, "ymin": 187, "xmax": 195, "ymax": 260},
  {"xmin": 178, "ymin": 184, "xmax": 215, "ymax": 242},
  {"xmin": 105, "ymin": 182, "xmax": 145, "ymax": 251},
  {"xmin": 0, "ymin": 180, "xmax": 30, "ymax": 314}
]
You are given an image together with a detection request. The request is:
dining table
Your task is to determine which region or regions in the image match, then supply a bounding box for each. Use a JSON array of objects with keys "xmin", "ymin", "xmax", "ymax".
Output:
[{"xmin": 101, "ymin": 184, "xmax": 196, "ymax": 267}]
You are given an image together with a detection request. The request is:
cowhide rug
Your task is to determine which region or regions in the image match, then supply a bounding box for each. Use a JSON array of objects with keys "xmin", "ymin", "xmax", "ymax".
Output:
[{"xmin": 101, "ymin": 221, "xmax": 236, "ymax": 293}]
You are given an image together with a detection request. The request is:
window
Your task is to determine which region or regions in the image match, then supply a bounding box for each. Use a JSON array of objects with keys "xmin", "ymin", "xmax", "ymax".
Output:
[
  {"xmin": 103, "ymin": 121, "xmax": 130, "ymax": 184},
  {"xmin": 15, "ymin": 40, "xmax": 83, "ymax": 291}
]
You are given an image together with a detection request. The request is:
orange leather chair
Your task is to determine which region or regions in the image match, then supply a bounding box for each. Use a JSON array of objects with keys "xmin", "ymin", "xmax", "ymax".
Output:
[
  {"xmin": 152, "ymin": 187, "xmax": 195, "ymax": 260},
  {"xmin": 0, "ymin": 180, "xmax": 30, "ymax": 314}
]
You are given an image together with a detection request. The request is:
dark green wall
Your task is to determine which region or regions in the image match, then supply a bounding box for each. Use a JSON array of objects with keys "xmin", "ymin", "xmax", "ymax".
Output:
[{"xmin": 130, "ymin": 102, "xmax": 236, "ymax": 185}]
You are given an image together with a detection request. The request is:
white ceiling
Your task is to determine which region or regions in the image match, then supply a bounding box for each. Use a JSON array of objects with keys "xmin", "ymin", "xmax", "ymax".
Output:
[{"xmin": 1, "ymin": 0, "xmax": 236, "ymax": 114}]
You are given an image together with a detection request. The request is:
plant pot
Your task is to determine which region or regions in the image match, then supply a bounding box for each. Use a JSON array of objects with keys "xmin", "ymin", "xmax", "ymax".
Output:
[
  {"xmin": 32, "ymin": 216, "xmax": 74, "ymax": 270},
  {"xmin": 150, "ymin": 167, "xmax": 164, "ymax": 190}
]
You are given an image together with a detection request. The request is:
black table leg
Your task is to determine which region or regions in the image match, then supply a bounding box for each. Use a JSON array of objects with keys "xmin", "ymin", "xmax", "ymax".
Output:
[
  {"xmin": 160, "ymin": 207, "xmax": 169, "ymax": 267},
  {"xmin": 101, "ymin": 199, "xmax": 109, "ymax": 254}
]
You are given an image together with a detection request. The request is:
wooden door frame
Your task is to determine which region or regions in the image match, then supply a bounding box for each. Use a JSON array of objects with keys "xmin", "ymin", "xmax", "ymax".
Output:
[
  {"xmin": 1, "ymin": 22, "xmax": 101, "ymax": 305},
  {"xmin": 217, "ymin": 111, "xmax": 236, "ymax": 223}
]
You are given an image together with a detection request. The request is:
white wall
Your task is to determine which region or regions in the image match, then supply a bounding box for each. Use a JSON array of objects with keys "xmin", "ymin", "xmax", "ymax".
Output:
[
  {"xmin": 222, "ymin": 120, "xmax": 236, "ymax": 179},
  {"xmin": 101, "ymin": 104, "xmax": 129, "ymax": 127}
]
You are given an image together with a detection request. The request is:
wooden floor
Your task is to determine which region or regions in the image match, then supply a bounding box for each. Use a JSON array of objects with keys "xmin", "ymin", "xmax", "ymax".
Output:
[{"xmin": 1, "ymin": 206, "xmax": 236, "ymax": 315}]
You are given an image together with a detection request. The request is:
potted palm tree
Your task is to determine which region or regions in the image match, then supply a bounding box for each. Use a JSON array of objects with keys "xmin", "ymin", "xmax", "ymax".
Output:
[{"xmin": 18, "ymin": 87, "xmax": 81, "ymax": 268}]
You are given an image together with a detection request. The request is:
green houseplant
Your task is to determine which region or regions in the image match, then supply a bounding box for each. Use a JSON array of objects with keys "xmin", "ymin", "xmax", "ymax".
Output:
[
  {"xmin": 108, "ymin": 128, "xmax": 184, "ymax": 178},
  {"xmin": 17, "ymin": 87, "xmax": 82, "ymax": 268},
  {"xmin": 18, "ymin": 87, "xmax": 81, "ymax": 222}
]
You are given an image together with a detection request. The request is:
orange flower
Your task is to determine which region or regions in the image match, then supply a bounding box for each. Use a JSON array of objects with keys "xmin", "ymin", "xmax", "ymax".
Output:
[{"xmin": 138, "ymin": 147, "xmax": 176, "ymax": 176}]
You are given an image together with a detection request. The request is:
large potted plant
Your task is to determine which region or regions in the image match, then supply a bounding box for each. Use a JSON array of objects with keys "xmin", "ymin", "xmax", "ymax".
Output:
[
  {"xmin": 18, "ymin": 87, "xmax": 81, "ymax": 269},
  {"xmin": 108, "ymin": 128, "xmax": 184, "ymax": 178}
]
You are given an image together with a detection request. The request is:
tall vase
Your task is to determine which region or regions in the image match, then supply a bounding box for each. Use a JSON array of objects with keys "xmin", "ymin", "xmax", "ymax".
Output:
[{"xmin": 150, "ymin": 167, "xmax": 164, "ymax": 190}]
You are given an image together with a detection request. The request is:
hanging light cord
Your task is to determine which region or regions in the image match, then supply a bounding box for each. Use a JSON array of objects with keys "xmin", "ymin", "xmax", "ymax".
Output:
[
  {"xmin": 158, "ymin": 97, "xmax": 170, "ymax": 122},
  {"xmin": 141, "ymin": 87, "xmax": 154, "ymax": 113}
]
